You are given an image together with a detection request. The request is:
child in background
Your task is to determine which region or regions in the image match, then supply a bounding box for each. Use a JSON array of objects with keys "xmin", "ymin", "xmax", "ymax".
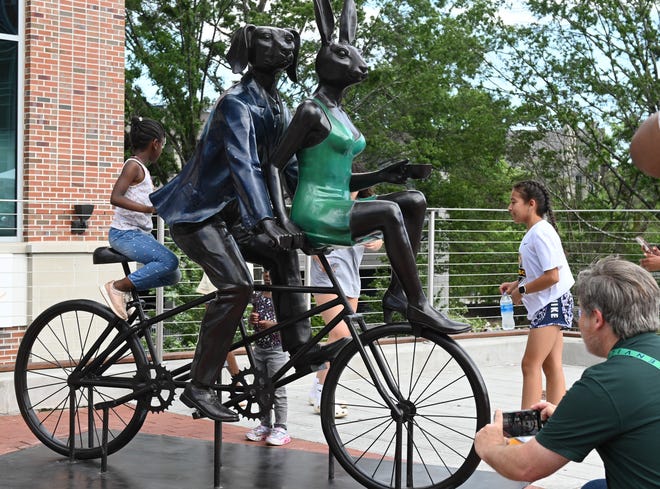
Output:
[
  {"xmin": 308, "ymin": 187, "xmax": 382, "ymax": 417},
  {"xmin": 499, "ymin": 180, "xmax": 574, "ymax": 409},
  {"xmin": 244, "ymin": 271, "xmax": 291, "ymax": 446},
  {"xmin": 100, "ymin": 117, "xmax": 180, "ymax": 320}
]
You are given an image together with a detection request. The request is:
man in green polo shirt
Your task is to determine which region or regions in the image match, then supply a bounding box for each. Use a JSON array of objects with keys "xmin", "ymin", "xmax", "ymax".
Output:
[{"xmin": 476, "ymin": 256, "xmax": 660, "ymax": 489}]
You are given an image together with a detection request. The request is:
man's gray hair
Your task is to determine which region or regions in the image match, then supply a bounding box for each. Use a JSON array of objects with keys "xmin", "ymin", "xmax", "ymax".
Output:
[{"xmin": 577, "ymin": 256, "xmax": 660, "ymax": 339}]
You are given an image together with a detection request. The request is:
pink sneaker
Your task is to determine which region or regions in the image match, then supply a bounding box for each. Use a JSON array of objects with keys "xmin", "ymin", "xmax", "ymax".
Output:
[
  {"xmin": 266, "ymin": 427, "xmax": 291, "ymax": 446},
  {"xmin": 100, "ymin": 281, "xmax": 128, "ymax": 320},
  {"xmin": 245, "ymin": 424, "xmax": 270, "ymax": 442}
]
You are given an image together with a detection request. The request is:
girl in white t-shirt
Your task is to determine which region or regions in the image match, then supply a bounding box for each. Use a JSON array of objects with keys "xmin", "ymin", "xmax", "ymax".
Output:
[{"xmin": 499, "ymin": 180, "xmax": 575, "ymax": 409}]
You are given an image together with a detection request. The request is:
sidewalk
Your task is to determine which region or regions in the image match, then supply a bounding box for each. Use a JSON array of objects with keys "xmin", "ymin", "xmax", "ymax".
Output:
[{"xmin": 0, "ymin": 334, "xmax": 604, "ymax": 489}]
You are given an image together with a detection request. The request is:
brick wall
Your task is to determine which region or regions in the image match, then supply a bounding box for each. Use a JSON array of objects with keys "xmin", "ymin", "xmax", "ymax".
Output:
[
  {"xmin": 0, "ymin": 326, "xmax": 24, "ymax": 371},
  {"xmin": 0, "ymin": 1, "xmax": 126, "ymax": 369},
  {"xmin": 23, "ymin": 0, "xmax": 125, "ymax": 242}
]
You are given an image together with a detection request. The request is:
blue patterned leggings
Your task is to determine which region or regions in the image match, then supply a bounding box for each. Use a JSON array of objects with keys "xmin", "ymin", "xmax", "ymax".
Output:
[{"xmin": 109, "ymin": 227, "xmax": 180, "ymax": 291}]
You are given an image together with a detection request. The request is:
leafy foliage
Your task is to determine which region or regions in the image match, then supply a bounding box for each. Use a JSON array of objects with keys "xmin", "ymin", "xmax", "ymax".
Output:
[
  {"xmin": 480, "ymin": 0, "xmax": 660, "ymax": 212},
  {"xmin": 124, "ymin": 0, "xmax": 660, "ymax": 342}
]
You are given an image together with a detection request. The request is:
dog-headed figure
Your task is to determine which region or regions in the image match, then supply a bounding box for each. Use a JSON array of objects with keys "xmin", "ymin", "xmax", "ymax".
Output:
[{"xmin": 151, "ymin": 25, "xmax": 347, "ymax": 423}]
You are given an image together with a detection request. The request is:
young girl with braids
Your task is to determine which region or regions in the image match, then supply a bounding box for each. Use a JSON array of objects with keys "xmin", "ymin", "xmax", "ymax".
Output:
[
  {"xmin": 100, "ymin": 117, "xmax": 180, "ymax": 320},
  {"xmin": 499, "ymin": 180, "xmax": 575, "ymax": 409}
]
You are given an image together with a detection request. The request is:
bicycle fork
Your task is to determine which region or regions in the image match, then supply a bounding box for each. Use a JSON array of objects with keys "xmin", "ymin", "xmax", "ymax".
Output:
[
  {"xmin": 345, "ymin": 314, "xmax": 413, "ymax": 488},
  {"xmin": 347, "ymin": 315, "xmax": 433, "ymax": 488}
]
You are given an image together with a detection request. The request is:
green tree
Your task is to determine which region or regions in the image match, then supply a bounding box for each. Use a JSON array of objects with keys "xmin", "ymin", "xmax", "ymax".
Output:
[
  {"xmin": 124, "ymin": 0, "xmax": 241, "ymax": 183},
  {"xmin": 335, "ymin": 0, "xmax": 518, "ymax": 209},
  {"xmin": 322, "ymin": 0, "xmax": 523, "ymax": 325},
  {"xmin": 481, "ymin": 0, "xmax": 660, "ymax": 215}
]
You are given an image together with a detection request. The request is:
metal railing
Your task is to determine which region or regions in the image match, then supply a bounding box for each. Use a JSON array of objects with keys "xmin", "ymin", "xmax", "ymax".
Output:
[
  {"xmin": 152, "ymin": 207, "xmax": 659, "ymax": 354},
  {"xmin": 1, "ymin": 205, "xmax": 657, "ymax": 357}
]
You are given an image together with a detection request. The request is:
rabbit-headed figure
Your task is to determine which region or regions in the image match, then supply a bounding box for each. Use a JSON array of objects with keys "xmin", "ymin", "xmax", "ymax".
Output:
[
  {"xmin": 313, "ymin": 0, "xmax": 367, "ymax": 96},
  {"xmin": 269, "ymin": 0, "xmax": 470, "ymax": 335}
]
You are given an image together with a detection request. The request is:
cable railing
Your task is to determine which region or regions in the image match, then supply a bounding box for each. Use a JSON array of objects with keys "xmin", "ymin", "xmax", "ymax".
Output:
[
  {"xmin": 152, "ymin": 207, "xmax": 659, "ymax": 353},
  {"xmin": 1, "ymin": 206, "xmax": 658, "ymax": 358}
]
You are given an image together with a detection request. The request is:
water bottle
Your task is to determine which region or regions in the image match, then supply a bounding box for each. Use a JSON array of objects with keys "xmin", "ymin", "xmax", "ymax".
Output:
[{"xmin": 500, "ymin": 293, "xmax": 515, "ymax": 330}]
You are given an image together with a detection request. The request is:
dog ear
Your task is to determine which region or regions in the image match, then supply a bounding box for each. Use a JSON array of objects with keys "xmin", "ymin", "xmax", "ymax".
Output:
[
  {"xmin": 286, "ymin": 29, "xmax": 301, "ymax": 83},
  {"xmin": 339, "ymin": 0, "xmax": 357, "ymax": 44},
  {"xmin": 226, "ymin": 24, "xmax": 256, "ymax": 74},
  {"xmin": 313, "ymin": 0, "xmax": 335, "ymax": 45}
]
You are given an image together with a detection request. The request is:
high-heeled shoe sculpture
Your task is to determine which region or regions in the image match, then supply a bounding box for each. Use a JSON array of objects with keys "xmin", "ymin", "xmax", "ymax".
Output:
[{"xmin": 267, "ymin": 0, "xmax": 470, "ymax": 335}]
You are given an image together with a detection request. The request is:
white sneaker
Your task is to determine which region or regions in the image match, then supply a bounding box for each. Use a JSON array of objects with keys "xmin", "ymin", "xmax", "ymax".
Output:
[
  {"xmin": 311, "ymin": 385, "xmax": 322, "ymax": 412},
  {"xmin": 314, "ymin": 399, "xmax": 348, "ymax": 418},
  {"xmin": 308, "ymin": 378, "xmax": 320, "ymax": 406},
  {"xmin": 312, "ymin": 385, "xmax": 347, "ymax": 418},
  {"xmin": 266, "ymin": 427, "xmax": 291, "ymax": 446},
  {"xmin": 245, "ymin": 424, "xmax": 270, "ymax": 442},
  {"xmin": 100, "ymin": 281, "xmax": 128, "ymax": 320}
]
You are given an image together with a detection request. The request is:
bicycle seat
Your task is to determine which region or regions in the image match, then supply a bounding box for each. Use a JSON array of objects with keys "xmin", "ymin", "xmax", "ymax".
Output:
[
  {"xmin": 302, "ymin": 242, "xmax": 333, "ymax": 256},
  {"xmin": 93, "ymin": 246, "xmax": 134, "ymax": 264}
]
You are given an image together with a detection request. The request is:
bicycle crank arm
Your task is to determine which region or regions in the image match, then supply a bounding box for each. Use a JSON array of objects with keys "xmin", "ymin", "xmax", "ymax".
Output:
[{"xmin": 92, "ymin": 384, "xmax": 154, "ymax": 410}]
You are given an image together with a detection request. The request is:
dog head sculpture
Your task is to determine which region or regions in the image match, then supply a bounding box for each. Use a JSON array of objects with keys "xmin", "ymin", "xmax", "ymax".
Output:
[{"xmin": 226, "ymin": 25, "xmax": 300, "ymax": 83}]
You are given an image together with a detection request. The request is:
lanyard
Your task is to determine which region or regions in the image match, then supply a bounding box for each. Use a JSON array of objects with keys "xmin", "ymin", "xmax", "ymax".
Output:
[{"xmin": 608, "ymin": 348, "xmax": 660, "ymax": 370}]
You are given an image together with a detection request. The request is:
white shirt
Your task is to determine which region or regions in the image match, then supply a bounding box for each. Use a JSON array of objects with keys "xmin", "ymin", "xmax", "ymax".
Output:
[
  {"xmin": 518, "ymin": 219, "xmax": 574, "ymax": 319},
  {"xmin": 110, "ymin": 158, "xmax": 154, "ymax": 233}
]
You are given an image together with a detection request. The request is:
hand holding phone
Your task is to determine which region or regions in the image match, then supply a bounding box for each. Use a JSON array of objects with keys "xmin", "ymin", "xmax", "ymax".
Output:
[
  {"xmin": 636, "ymin": 236, "xmax": 653, "ymax": 254},
  {"xmin": 501, "ymin": 409, "xmax": 543, "ymax": 437}
]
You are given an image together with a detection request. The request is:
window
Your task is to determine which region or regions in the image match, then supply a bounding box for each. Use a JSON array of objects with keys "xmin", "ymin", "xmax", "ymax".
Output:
[{"xmin": 0, "ymin": 0, "xmax": 20, "ymax": 238}]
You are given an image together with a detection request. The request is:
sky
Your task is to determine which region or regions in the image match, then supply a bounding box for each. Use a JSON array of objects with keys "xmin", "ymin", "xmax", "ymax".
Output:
[{"xmin": 134, "ymin": 1, "xmax": 536, "ymax": 104}]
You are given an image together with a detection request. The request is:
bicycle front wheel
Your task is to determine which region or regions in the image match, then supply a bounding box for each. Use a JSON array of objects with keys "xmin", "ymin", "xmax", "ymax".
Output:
[
  {"xmin": 321, "ymin": 323, "xmax": 490, "ymax": 489},
  {"xmin": 14, "ymin": 300, "xmax": 150, "ymax": 459}
]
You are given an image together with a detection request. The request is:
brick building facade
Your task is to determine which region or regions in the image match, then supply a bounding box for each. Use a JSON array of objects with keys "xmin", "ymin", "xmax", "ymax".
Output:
[{"xmin": 0, "ymin": 1, "xmax": 125, "ymax": 369}]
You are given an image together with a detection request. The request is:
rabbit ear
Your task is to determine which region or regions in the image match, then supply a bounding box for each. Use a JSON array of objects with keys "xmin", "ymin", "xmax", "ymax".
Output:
[
  {"xmin": 313, "ymin": 0, "xmax": 335, "ymax": 45},
  {"xmin": 285, "ymin": 29, "xmax": 301, "ymax": 83},
  {"xmin": 339, "ymin": 0, "xmax": 357, "ymax": 44},
  {"xmin": 226, "ymin": 24, "xmax": 256, "ymax": 74}
]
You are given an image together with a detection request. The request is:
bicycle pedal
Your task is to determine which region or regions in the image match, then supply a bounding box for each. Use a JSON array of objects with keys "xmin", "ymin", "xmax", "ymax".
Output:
[{"xmin": 191, "ymin": 409, "xmax": 206, "ymax": 420}]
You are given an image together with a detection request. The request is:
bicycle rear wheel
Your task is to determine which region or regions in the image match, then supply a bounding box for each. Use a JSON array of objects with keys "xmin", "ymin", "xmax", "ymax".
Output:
[
  {"xmin": 14, "ymin": 300, "xmax": 150, "ymax": 459},
  {"xmin": 321, "ymin": 323, "xmax": 490, "ymax": 489}
]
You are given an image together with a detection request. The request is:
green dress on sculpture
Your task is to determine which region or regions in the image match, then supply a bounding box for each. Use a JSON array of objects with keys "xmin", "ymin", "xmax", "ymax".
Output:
[{"xmin": 291, "ymin": 98, "xmax": 366, "ymax": 247}]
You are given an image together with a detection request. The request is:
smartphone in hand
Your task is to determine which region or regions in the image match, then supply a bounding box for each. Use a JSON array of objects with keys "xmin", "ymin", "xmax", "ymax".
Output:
[
  {"xmin": 636, "ymin": 235, "xmax": 653, "ymax": 254},
  {"xmin": 501, "ymin": 409, "xmax": 543, "ymax": 437}
]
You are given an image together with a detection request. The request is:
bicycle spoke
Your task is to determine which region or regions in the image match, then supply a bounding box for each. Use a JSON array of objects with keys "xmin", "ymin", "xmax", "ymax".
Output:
[
  {"xmin": 51, "ymin": 319, "xmax": 77, "ymax": 369},
  {"xmin": 334, "ymin": 381, "xmax": 390, "ymax": 410},
  {"xmin": 322, "ymin": 324, "xmax": 490, "ymax": 489},
  {"xmin": 415, "ymin": 374, "xmax": 468, "ymax": 407},
  {"xmin": 410, "ymin": 425, "xmax": 442, "ymax": 484},
  {"xmin": 411, "ymin": 355, "xmax": 454, "ymax": 405},
  {"xmin": 413, "ymin": 417, "xmax": 471, "ymax": 460},
  {"xmin": 26, "ymin": 382, "xmax": 69, "ymax": 411},
  {"xmin": 15, "ymin": 300, "xmax": 149, "ymax": 459},
  {"xmin": 338, "ymin": 416, "xmax": 394, "ymax": 447}
]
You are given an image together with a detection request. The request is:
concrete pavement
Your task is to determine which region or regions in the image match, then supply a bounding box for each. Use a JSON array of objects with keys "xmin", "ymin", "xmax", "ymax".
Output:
[{"xmin": 0, "ymin": 332, "xmax": 604, "ymax": 489}]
